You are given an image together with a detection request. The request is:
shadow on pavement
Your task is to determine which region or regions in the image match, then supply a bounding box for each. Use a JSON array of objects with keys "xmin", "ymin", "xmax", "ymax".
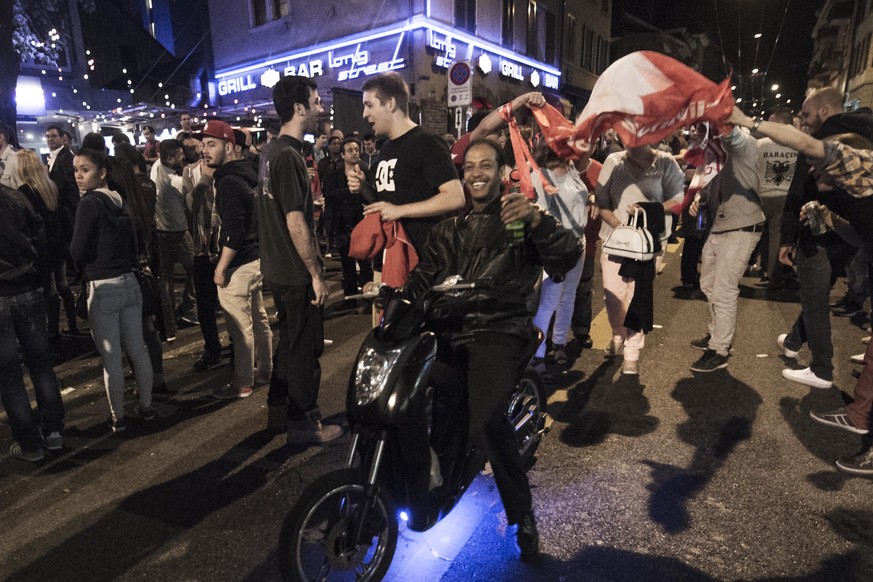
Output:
[
  {"xmin": 750, "ymin": 508, "xmax": 873, "ymax": 581},
  {"xmin": 643, "ymin": 372, "xmax": 761, "ymax": 534},
  {"xmin": 554, "ymin": 360, "xmax": 659, "ymax": 447},
  {"xmin": 779, "ymin": 389, "xmax": 873, "ymax": 491},
  {"xmin": 4, "ymin": 430, "xmax": 312, "ymax": 581}
]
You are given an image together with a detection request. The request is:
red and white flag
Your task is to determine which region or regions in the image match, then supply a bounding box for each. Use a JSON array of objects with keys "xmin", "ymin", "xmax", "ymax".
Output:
[{"xmin": 537, "ymin": 51, "xmax": 734, "ymax": 158}]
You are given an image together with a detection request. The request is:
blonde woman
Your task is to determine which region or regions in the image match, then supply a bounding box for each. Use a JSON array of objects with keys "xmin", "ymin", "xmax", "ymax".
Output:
[{"xmin": 16, "ymin": 150, "xmax": 79, "ymax": 338}]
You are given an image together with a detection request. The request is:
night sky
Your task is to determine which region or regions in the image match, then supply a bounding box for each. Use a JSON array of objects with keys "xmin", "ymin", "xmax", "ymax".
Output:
[{"xmin": 616, "ymin": 0, "xmax": 823, "ymax": 114}]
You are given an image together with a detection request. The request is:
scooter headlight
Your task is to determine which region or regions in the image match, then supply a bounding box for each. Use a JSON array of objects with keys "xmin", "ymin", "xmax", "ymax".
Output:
[{"xmin": 355, "ymin": 347, "xmax": 403, "ymax": 406}]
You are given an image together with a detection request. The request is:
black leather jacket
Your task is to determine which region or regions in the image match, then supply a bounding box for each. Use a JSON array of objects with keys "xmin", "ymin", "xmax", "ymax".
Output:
[{"xmin": 404, "ymin": 196, "xmax": 582, "ymax": 339}]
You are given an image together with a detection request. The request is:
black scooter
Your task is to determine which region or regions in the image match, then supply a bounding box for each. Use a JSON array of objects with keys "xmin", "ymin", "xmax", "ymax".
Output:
[{"xmin": 278, "ymin": 277, "xmax": 549, "ymax": 582}]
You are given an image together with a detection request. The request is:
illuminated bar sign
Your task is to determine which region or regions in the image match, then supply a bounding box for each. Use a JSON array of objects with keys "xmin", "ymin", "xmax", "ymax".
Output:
[
  {"xmin": 213, "ymin": 16, "xmax": 561, "ymax": 98},
  {"xmin": 216, "ymin": 33, "xmax": 407, "ymax": 97},
  {"xmin": 425, "ymin": 29, "xmax": 559, "ymax": 90}
]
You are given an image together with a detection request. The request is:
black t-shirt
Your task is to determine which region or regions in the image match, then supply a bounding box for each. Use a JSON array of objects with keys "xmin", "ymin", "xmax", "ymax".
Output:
[
  {"xmin": 374, "ymin": 126, "xmax": 458, "ymax": 252},
  {"xmin": 256, "ymin": 135, "xmax": 318, "ymax": 286}
]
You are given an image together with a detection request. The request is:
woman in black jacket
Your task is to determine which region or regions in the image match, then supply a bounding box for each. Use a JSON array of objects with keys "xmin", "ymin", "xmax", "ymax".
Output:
[
  {"xmin": 70, "ymin": 149, "xmax": 154, "ymax": 432},
  {"xmin": 16, "ymin": 149, "xmax": 78, "ymax": 337}
]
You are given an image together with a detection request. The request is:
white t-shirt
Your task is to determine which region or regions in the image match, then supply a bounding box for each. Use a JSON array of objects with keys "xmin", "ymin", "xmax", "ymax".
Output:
[
  {"xmin": 595, "ymin": 150, "xmax": 685, "ymax": 243},
  {"xmin": 756, "ymin": 137, "xmax": 797, "ymax": 198}
]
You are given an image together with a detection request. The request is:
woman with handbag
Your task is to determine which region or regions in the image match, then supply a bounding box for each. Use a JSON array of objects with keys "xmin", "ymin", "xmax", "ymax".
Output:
[
  {"xmin": 108, "ymin": 154, "xmax": 166, "ymax": 394},
  {"xmin": 529, "ymin": 146, "xmax": 590, "ymax": 373},
  {"xmin": 70, "ymin": 148, "xmax": 154, "ymax": 432},
  {"xmin": 596, "ymin": 145, "xmax": 685, "ymax": 374}
]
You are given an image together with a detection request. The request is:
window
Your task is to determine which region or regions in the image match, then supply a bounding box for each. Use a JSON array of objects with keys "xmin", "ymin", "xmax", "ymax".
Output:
[
  {"xmin": 455, "ymin": 0, "xmax": 476, "ymax": 33},
  {"xmin": 275, "ymin": 0, "xmax": 289, "ymax": 18},
  {"xmin": 566, "ymin": 14, "xmax": 577, "ymax": 64},
  {"xmin": 502, "ymin": 0, "xmax": 515, "ymax": 47},
  {"xmin": 253, "ymin": 0, "xmax": 268, "ymax": 26},
  {"xmin": 527, "ymin": 1, "xmax": 538, "ymax": 58},
  {"xmin": 581, "ymin": 26, "xmax": 594, "ymax": 71}
]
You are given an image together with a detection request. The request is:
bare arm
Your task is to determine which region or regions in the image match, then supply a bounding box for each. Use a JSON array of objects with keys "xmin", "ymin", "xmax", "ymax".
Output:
[
  {"xmin": 469, "ymin": 92, "xmax": 546, "ymax": 141},
  {"xmin": 285, "ymin": 210, "xmax": 329, "ymax": 305},
  {"xmin": 729, "ymin": 107, "xmax": 826, "ymax": 160},
  {"xmin": 363, "ymin": 179, "xmax": 465, "ymax": 222}
]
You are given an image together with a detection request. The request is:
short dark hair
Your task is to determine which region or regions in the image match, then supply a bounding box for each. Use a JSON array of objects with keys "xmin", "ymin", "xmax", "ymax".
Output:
[
  {"xmin": 342, "ymin": 136, "xmax": 362, "ymax": 152},
  {"xmin": 45, "ymin": 124, "xmax": 63, "ymax": 136},
  {"xmin": 273, "ymin": 76, "xmax": 318, "ymax": 125},
  {"xmin": 465, "ymin": 138, "xmax": 505, "ymax": 168},
  {"xmin": 770, "ymin": 106, "xmax": 793, "ymax": 125},
  {"xmin": 328, "ymin": 135, "xmax": 341, "ymax": 145},
  {"xmin": 176, "ymin": 130, "xmax": 194, "ymax": 141},
  {"xmin": 363, "ymin": 132, "xmax": 375, "ymax": 141},
  {"xmin": 143, "ymin": 125, "xmax": 156, "ymax": 134},
  {"xmin": 159, "ymin": 138, "xmax": 183, "ymax": 162},
  {"xmin": 111, "ymin": 132, "xmax": 130, "ymax": 145},
  {"xmin": 362, "ymin": 72, "xmax": 409, "ymax": 115}
]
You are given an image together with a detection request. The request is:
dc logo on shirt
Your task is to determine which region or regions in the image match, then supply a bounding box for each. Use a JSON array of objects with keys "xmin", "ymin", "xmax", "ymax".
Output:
[{"xmin": 375, "ymin": 159, "xmax": 397, "ymax": 192}]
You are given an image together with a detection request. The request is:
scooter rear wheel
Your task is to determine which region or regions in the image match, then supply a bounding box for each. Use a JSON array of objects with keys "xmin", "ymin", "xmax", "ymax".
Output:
[
  {"xmin": 509, "ymin": 369, "xmax": 548, "ymax": 465},
  {"xmin": 279, "ymin": 469, "xmax": 398, "ymax": 582}
]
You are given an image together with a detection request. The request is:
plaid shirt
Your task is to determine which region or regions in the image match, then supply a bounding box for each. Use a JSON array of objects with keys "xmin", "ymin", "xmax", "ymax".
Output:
[{"xmin": 819, "ymin": 141, "xmax": 873, "ymax": 198}]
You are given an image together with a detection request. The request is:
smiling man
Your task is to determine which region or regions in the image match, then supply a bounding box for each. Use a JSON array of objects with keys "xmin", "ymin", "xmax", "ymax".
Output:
[{"xmin": 401, "ymin": 139, "xmax": 582, "ymax": 560}]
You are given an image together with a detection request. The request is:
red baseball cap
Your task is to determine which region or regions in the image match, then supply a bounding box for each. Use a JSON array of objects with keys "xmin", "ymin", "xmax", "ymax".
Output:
[{"xmin": 195, "ymin": 120, "xmax": 235, "ymax": 145}]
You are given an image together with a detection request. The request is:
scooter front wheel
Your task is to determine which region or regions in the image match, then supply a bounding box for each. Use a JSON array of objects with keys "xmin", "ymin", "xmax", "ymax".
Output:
[{"xmin": 279, "ymin": 469, "xmax": 398, "ymax": 582}]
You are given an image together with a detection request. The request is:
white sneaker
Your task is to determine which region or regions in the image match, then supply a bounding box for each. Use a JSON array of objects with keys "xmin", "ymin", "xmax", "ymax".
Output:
[
  {"xmin": 777, "ymin": 334, "xmax": 799, "ymax": 358},
  {"xmin": 782, "ymin": 367, "xmax": 833, "ymax": 389},
  {"xmin": 850, "ymin": 353, "xmax": 865, "ymax": 365},
  {"xmin": 862, "ymin": 336, "xmax": 871, "ymax": 345}
]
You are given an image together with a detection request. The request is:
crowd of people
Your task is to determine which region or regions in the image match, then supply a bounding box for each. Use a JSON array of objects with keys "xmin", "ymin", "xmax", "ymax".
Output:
[{"xmin": 2, "ymin": 71, "xmax": 873, "ymax": 560}]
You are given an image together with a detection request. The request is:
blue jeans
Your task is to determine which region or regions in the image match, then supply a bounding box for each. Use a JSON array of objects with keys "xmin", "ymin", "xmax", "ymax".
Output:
[
  {"xmin": 88, "ymin": 273, "xmax": 153, "ymax": 420},
  {"xmin": 0, "ymin": 289, "xmax": 65, "ymax": 452}
]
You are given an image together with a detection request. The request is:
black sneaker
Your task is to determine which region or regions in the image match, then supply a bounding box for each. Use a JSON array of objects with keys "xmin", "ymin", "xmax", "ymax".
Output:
[
  {"xmin": 109, "ymin": 417, "xmax": 127, "ymax": 433},
  {"xmin": 10, "ymin": 442, "xmax": 44, "ymax": 462},
  {"xmin": 193, "ymin": 351, "xmax": 222, "ymax": 373},
  {"xmin": 835, "ymin": 448, "xmax": 873, "ymax": 477},
  {"xmin": 135, "ymin": 405, "xmax": 157, "ymax": 421},
  {"xmin": 833, "ymin": 302, "xmax": 864, "ymax": 318},
  {"xmin": 690, "ymin": 334, "xmax": 711, "ymax": 351},
  {"xmin": 516, "ymin": 512, "xmax": 540, "ymax": 560},
  {"xmin": 690, "ymin": 349, "xmax": 729, "ymax": 372}
]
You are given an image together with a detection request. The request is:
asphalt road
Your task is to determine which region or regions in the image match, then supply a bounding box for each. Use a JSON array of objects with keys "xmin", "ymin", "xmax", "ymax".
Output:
[{"xmin": 1, "ymin": 244, "xmax": 872, "ymax": 581}]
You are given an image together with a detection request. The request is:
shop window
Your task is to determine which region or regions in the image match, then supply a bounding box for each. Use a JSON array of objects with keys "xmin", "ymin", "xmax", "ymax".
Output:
[
  {"xmin": 503, "ymin": 0, "xmax": 515, "ymax": 47},
  {"xmin": 275, "ymin": 0, "xmax": 289, "ymax": 18},
  {"xmin": 455, "ymin": 0, "xmax": 476, "ymax": 33}
]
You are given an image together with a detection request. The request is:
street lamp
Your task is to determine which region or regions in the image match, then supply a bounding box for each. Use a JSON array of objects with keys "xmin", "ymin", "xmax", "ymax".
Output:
[
  {"xmin": 754, "ymin": 33, "xmax": 762, "ymax": 39},
  {"xmin": 771, "ymin": 84, "xmax": 779, "ymax": 91}
]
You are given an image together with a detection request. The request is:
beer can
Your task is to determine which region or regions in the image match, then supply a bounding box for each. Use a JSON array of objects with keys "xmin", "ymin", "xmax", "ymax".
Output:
[{"xmin": 802, "ymin": 201, "xmax": 828, "ymax": 236}]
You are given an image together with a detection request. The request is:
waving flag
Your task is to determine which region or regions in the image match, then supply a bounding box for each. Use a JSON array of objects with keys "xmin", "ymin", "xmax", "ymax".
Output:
[{"xmin": 535, "ymin": 51, "xmax": 735, "ymax": 159}]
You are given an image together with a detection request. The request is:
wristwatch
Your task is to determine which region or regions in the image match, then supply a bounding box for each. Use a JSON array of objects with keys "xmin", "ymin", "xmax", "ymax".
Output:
[{"xmin": 751, "ymin": 117, "xmax": 762, "ymax": 132}]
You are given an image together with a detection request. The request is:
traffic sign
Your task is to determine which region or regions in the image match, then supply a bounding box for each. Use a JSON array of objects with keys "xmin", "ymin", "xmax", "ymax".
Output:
[{"xmin": 448, "ymin": 61, "xmax": 472, "ymax": 107}]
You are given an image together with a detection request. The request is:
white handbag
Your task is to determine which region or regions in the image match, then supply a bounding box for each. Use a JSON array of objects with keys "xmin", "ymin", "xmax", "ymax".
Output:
[{"xmin": 603, "ymin": 208, "xmax": 655, "ymax": 262}]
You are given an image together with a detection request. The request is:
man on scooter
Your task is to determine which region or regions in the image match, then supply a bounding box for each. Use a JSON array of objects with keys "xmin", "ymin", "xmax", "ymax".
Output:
[{"xmin": 402, "ymin": 139, "xmax": 583, "ymax": 560}]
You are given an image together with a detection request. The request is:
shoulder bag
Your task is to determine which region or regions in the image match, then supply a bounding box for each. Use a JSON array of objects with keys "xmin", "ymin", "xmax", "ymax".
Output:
[{"xmin": 603, "ymin": 208, "xmax": 655, "ymax": 262}]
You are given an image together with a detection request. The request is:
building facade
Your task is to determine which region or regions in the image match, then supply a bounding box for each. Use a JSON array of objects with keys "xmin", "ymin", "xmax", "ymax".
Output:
[
  {"xmin": 809, "ymin": 0, "xmax": 854, "ymax": 100},
  {"xmin": 207, "ymin": 0, "xmax": 611, "ymax": 134}
]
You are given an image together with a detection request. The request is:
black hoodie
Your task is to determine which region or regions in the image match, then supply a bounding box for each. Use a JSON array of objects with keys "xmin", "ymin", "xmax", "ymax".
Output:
[
  {"xmin": 780, "ymin": 110, "xmax": 873, "ymax": 249},
  {"xmin": 70, "ymin": 189, "xmax": 137, "ymax": 281},
  {"xmin": 214, "ymin": 158, "xmax": 260, "ymax": 269}
]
